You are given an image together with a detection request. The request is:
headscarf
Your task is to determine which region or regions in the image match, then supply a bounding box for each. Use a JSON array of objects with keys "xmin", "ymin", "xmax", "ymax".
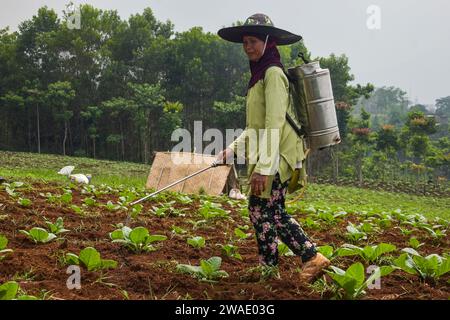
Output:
[{"xmin": 246, "ymin": 34, "xmax": 284, "ymax": 89}]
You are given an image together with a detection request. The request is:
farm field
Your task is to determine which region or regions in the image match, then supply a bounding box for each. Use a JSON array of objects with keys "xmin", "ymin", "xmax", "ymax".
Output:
[{"xmin": 0, "ymin": 151, "xmax": 449, "ymax": 300}]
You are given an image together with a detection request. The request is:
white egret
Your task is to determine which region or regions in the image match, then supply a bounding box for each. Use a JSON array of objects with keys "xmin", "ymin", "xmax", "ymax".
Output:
[
  {"xmin": 58, "ymin": 166, "xmax": 75, "ymax": 177},
  {"xmin": 69, "ymin": 174, "xmax": 92, "ymax": 184}
]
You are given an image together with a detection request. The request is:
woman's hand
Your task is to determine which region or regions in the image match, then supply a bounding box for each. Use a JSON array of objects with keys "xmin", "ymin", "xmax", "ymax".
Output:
[
  {"xmin": 216, "ymin": 148, "xmax": 234, "ymax": 165},
  {"xmin": 250, "ymin": 172, "xmax": 268, "ymax": 196}
]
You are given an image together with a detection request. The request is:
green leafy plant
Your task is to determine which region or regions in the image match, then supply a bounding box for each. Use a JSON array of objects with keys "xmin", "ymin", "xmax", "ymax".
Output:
[
  {"xmin": 110, "ymin": 226, "xmax": 167, "ymax": 253},
  {"xmin": 5, "ymin": 187, "xmax": 19, "ymax": 198},
  {"xmin": 198, "ymin": 200, "xmax": 229, "ymax": 220},
  {"xmin": 0, "ymin": 281, "xmax": 37, "ymax": 300},
  {"xmin": 396, "ymin": 226, "xmax": 414, "ymax": 236},
  {"xmin": 41, "ymin": 191, "xmax": 72, "ymax": 205},
  {"xmin": 66, "ymin": 247, "xmax": 117, "ymax": 271},
  {"xmin": 105, "ymin": 200, "xmax": 121, "ymax": 212},
  {"xmin": 19, "ymin": 227, "xmax": 56, "ymax": 243},
  {"xmin": 82, "ymin": 184, "xmax": 98, "ymax": 195},
  {"xmin": 422, "ymin": 226, "xmax": 447, "ymax": 241},
  {"xmin": 174, "ymin": 194, "xmax": 193, "ymax": 205},
  {"xmin": 239, "ymin": 207, "xmax": 249, "ymax": 218},
  {"xmin": 45, "ymin": 217, "xmax": 69, "ymax": 235},
  {"xmin": 358, "ymin": 221, "xmax": 378, "ymax": 234},
  {"xmin": 278, "ymin": 242, "xmax": 294, "ymax": 257},
  {"xmin": 83, "ymin": 197, "xmax": 97, "ymax": 207},
  {"xmin": 171, "ymin": 225, "xmax": 187, "ymax": 235},
  {"xmin": 3, "ymin": 182, "xmax": 24, "ymax": 199},
  {"xmin": 176, "ymin": 256, "xmax": 229, "ymax": 282},
  {"xmin": 186, "ymin": 219, "xmax": 208, "ymax": 230},
  {"xmin": 302, "ymin": 205, "xmax": 317, "ymax": 215},
  {"xmin": 392, "ymin": 248, "xmax": 450, "ymax": 282},
  {"xmin": 433, "ymin": 217, "xmax": 449, "ymax": 229},
  {"xmin": 336, "ymin": 243, "xmax": 397, "ymax": 263},
  {"xmin": 150, "ymin": 201, "xmax": 186, "ymax": 217},
  {"xmin": 130, "ymin": 204, "xmax": 143, "ymax": 218},
  {"xmin": 17, "ymin": 197, "xmax": 32, "ymax": 207},
  {"xmin": 0, "ymin": 281, "xmax": 19, "ymax": 300},
  {"xmin": 374, "ymin": 213, "xmax": 393, "ymax": 229},
  {"xmin": 377, "ymin": 218, "xmax": 392, "ymax": 229},
  {"xmin": 326, "ymin": 262, "xmax": 394, "ymax": 299},
  {"xmin": 401, "ymin": 216, "xmax": 431, "ymax": 230},
  {"xmin": 118, "ymin": 188, "xmax": 139, "ymax": 203},
  {"xmin": 218, "ymin": 244, "xmax": 242, "ymax": 260},
  {"xmin": 234, "ymin": 228, "xmax": 251, "ymax": 241},
  {"xmin": 59, "ymin": 191, "xmax": 73, "ymax": 205},
  {"xmin": 409, "ymin": 237, "xmax": 424, "ymax": 249},
  {"xmin": 317, "ymin": 245, "xmax": 336, "ymax": 260},
  {"xmin": 317, "ymin": 210, "xmax": 346, "ymax": 224},
  {"xmin": 187, "ymin": 236, "xmax": 206, "ymax": 249},
  {"xmin": 149, "ymin": 203, "xmax": 170, "ymax": 217},
  {"xmin": 169, "ymin": 206, "xmax": 188, "ymax": 217},
  {"xmin": 117, "ymin": 195, "xmax": 132, "ymax": 207},
  {"xmin": 345, "ymin": 222, "xmax": 367, "ymax": 242},
  {"xmin": 70, "ymin": 204, "xmax": 84, "ymax": 215},
  {"xmin": 40, "ymin": 192, "xmax": 58, "ymax": 204},
  {"xmin": 302, "ymin": 217, "xmax": 320, "ymax": 230},
  {"xmin": 0, "ymin": 235, "xmax": 13, "ymax": 260}
]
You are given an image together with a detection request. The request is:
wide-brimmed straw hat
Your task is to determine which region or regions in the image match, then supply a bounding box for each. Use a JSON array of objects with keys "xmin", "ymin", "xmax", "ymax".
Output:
[{"xmin": 218, "ymin": 13, "xmax": 302, "ymax": 46}]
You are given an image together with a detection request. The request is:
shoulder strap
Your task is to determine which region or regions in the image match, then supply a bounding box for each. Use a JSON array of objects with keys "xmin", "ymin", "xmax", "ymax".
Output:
[
  {"xmin": 264, "ymin": 64, "xmax": 295, "ymax": 82},
  {"xmin": 286, "ymin": 113, "xmax": 305, "ymax": 138}
]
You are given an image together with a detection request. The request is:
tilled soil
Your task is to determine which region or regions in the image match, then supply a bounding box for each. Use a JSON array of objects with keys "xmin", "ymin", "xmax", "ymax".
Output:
[{"xmin": 0, "ymin": 182, "xmax": 448, "ymax": 300}]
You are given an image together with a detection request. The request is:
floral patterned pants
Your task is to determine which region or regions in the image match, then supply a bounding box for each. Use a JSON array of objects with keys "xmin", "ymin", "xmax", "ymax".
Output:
[{"xmin": 248, "ymin": 173, "xmax": 317, "ymax": 266}]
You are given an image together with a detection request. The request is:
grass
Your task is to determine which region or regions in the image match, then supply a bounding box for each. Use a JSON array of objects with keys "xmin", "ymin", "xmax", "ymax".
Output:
[
  {"xmin": 300, "ymin": 183, "xmax": 450, "ymax": 221},
  {"xmin": 0, "ymin": 151, "xmax": 148, "ymax": 188},
  {"xmin": 1, "ymin": 150, "xmax": 449, "ymax": 220}
]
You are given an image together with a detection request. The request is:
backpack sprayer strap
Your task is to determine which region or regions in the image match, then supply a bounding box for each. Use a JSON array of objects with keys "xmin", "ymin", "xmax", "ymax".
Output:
[{"xmin": 286, "ymin": 113, "xmax": 305, "ymax": 138}]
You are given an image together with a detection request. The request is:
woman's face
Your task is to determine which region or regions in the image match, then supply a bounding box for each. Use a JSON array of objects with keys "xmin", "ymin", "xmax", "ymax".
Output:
[{"xmin": 243, "ymin": 35, "xmax": 265, "ymax": 62}]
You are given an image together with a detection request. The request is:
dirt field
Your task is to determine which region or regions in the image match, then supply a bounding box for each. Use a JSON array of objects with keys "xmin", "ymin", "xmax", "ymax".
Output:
[{"xmin": 0, "ymin": 181, "xmax": 448, "ymax": 300}]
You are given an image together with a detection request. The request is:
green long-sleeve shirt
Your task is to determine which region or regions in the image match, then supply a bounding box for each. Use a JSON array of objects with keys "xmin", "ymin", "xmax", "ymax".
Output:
[{"xmin": 228, "ymin": 66, "xmax": 307, "ymax": 198}]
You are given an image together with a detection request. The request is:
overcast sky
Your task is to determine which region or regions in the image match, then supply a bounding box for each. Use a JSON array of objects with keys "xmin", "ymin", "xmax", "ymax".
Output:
[{"xmin": 1, "ymin": 0, "xmax": 449, "ymax": 105}]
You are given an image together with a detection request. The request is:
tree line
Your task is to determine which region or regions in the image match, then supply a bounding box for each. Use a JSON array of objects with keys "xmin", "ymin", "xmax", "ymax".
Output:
[{"xmin": 0, "ymin": 4, "xmax": 449, "ymax": 185}]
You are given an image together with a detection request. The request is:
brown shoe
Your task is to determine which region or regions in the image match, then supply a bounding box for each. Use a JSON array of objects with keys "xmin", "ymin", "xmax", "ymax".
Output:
[{"xmin": 299, "ymin": 253, "xmax": 331, "ymax": 283}]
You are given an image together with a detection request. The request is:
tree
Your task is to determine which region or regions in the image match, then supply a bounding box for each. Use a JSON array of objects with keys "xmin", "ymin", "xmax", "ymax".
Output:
[
  {"xmin": 428, "ymin": 137, "xmax": 450, "ymax": 178},
  {"xmin": 409, "ymin": 135, "xmax": 431, "ymax": 162},
  {"xmin": 213, "ymin": 95, "xmax": 246, "ymax": 130},
  {"xmin": 16, "ymin": 7, "xmax": 61, "ymax": 87},
  {"xmin": 164, "ymin": 27, "xmax": 248, "ymax": 133},
  {"xmin": 349, "ymin": 108, "xmax": 373, "ymax": 185},
  {"xmin": 436, "ymin": 96, "xmax": 450, "ymax": 118},
  {"xmin": 409, "ymin": 104, "xmax": 428, "ymax": 114},
  {"xmin": 319, "ymin": 54, "xmax": 373, "ymax": 107},
  {"xmin": 375, "ymin": 124, "xmax": 399, "ymax": 154},
  {"xmin": 159, "ymin": 101, "xmax": 184, "ymax": 151},
  {"xmin": 0, "ymin": 92, "xmax": 25, "ymax": 150},
  {"xmin": 307, "ymin": 54, "xmax": 373, "ymax": 181},
  {"xmin": 0, "ymin": 28, "xmax": 21, "ymax": 98},
  {"xmin": 128, "ymin": 82, "xmax": 165, "ymax": 163},
  {"xmin": 356, "ymin": 86, "xmax": 410, "ymax": 130},
  {"xmin": 101, "ymin": 97, "xmax": 134, "ymax": 160},
  {"xmin": 24, "ymin": 84, "xmax": 45, "ymax": 154},
  {"xmin": 45, "ymin": 81, "xmax": 75, "ymax": 156},
  {"xmin": 405, "ymin": 111, "xmax": 437, "ymax": 136},
  {"xmin": 80, "ymin": 105, "xmax": 102, "ymax": 158},
  {"xmin": 400, "ymin": 111, "xmax": 437, "ymax": 164}
]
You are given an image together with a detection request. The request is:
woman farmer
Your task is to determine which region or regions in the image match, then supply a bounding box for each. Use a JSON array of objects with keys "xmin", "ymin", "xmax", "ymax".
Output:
[{"xmin": 216, "ymin": 13, "xmax": 330, "ymax": 283}]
